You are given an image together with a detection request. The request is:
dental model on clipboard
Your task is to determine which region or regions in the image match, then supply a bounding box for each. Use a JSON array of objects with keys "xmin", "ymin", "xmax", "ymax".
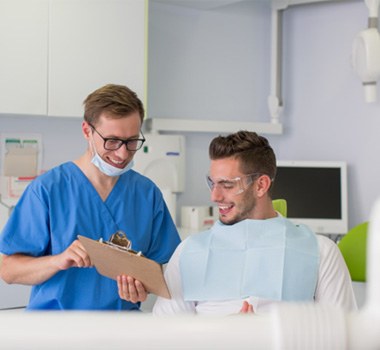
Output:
[{"xmin": 78, "ymin": 231, "xmax": 171, "ymax": 299}]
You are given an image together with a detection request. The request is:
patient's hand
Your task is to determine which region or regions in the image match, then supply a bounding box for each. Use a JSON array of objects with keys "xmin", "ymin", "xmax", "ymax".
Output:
[{"xmin": 239, "ymin": 300, "xmax": 254, "ymax": 314}]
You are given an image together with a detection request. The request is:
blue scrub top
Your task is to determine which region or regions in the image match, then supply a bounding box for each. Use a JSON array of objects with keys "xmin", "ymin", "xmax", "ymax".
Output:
[{"xmin": 0, "ymin": 162, "xmax": 181, "ymax": 310}]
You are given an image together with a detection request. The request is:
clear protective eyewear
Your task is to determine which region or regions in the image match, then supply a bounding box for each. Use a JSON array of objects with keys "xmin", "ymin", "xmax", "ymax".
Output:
[
  {"xmin": 89, "ymin": 123, "xmax": 145, "ymax": 151},
  {"xmin": 205, "ymin": 173, "xmax": 262, "ymax": 196}
]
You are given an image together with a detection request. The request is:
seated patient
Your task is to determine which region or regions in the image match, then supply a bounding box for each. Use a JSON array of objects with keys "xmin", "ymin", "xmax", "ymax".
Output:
[{"xmin": 151, "ymin": 131, "xmax": 357, "ymax": 316}]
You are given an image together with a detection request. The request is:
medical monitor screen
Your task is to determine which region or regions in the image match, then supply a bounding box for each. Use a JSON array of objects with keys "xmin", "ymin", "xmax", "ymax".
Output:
[{"xmin": 272, "ymin": 161, "xmax": 348, "ymax": 235}]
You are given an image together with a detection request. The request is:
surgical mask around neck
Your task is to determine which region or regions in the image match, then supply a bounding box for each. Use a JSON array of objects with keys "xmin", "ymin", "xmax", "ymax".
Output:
[{"xmin": 91, "ymin": 143, "xmax": 134, "ymax": 177}]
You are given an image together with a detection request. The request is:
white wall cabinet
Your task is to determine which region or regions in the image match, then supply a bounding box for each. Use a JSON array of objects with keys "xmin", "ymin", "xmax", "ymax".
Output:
[
  {"xmin": 0, "ymin": 0, "xmax": 146, "ymax": 118},
  {"xmin": 48, "ymin": 0, "xmax": 146, "ymax": 117},
  {"xmin": 0, "ymin": 0, "xmax": 49, "ymax": 115}
]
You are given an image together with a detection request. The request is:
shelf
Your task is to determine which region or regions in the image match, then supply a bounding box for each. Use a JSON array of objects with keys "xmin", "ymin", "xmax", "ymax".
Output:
[
  {"xmin": 145, "ymin": 118, "xmax": 283, "ymax": 134},
  {"xmin": 151, "ymin": 0, "xmax": 244, "ymax": 10}
]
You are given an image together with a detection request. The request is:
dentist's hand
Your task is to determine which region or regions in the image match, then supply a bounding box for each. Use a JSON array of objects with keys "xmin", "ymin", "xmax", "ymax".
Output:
[
  {"xmin": 56, "ymin": 239, "xmax": 92, "ymax": 270},
  {"xmin": 117, "ymin": 275, "xmax": 147, "ymax": 303}
]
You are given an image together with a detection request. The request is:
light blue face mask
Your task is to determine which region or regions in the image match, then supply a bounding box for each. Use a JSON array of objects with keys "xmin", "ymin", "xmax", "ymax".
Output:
[{"xmin": 91, "ymin": 143, "xmax": 134, "ymax": 177}]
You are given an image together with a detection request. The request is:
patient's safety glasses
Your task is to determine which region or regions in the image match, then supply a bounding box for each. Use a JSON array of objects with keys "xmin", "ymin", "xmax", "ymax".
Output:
[
  {"xmin": 205, "ymin": 173, "xmax": 262, "ymax": 196},
  {"xmin": 89, "ymin": 123, "xmax": 145, "ymax": 151}
]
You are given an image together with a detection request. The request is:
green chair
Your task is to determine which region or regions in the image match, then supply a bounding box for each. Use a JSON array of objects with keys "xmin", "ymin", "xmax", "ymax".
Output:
[
  {"xmin": 272, "ymin": 199, "xmax": 287, "ymax": 217},
  {"xmin": 338, "ymin": 222, "xmax": 368, "ymax": 282}
]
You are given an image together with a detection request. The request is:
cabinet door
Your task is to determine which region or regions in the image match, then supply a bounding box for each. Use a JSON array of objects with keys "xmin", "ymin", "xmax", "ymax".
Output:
[
  {"xmin": 0, "ymin": 0, "xmax": 48, "ymax": 115},
  {"xmin": 48, "ymin": 0, "xmax": 146, "ymax": 117}
]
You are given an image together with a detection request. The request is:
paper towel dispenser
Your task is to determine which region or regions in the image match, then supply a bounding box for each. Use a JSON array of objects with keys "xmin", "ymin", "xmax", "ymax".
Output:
[
  {"xmin": 133, "ymin": 134, "xmax": 185, "ymax": 193},
  {"xmin": 133, "ymin": 134, "xmax": 185, "ymax": 225}
]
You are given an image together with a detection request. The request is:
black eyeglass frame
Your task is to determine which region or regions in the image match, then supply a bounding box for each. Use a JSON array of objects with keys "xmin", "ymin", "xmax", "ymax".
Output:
[{"xmin": 88, "ymin": 123, "xmax": 146, "ymax": 151}]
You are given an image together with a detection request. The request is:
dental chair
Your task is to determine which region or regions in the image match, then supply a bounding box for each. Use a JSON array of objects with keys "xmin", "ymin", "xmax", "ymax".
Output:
[
  {"xmin": 272, "ymin": 199, "xmax": 287, "ymax": 217},
  {"xmin": 338, "ymin": 221, "xmax": 368, "ymax": 308},
  {"xmin": 338, "ymin": 221, "xmax": 368, "ymax": 282}
]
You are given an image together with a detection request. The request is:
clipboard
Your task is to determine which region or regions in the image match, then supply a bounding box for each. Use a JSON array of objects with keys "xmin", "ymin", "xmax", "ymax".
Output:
[{"xmin": 78, "ymin": 235, "xmax": 171, "ymax": 299}]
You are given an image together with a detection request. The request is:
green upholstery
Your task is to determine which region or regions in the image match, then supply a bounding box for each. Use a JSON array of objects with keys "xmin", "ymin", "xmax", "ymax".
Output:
[
  {"xmin": 338, "ymin": 222, "xmax": 368, "ymax": 282},
  {"xmin": 272, "ymin": 199, "xmax": 287, "ymax": 217}
]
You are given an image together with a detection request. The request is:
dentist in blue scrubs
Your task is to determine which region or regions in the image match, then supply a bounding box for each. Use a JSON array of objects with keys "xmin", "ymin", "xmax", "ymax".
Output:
[{"xmin": 0, "ymin": 84, "xmax": 181, "ymax": 310}]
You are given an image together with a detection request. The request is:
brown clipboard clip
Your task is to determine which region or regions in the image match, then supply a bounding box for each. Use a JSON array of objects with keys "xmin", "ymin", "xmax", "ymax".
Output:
[{"xmin": 101, "ymin": 230, "xmax": 142, "ymax": 256}]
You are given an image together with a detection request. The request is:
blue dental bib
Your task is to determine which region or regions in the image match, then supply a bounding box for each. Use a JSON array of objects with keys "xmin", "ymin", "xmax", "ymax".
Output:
[{"xmin": 179, "ymin": 216, "xmax": 319, "ymax": 302}]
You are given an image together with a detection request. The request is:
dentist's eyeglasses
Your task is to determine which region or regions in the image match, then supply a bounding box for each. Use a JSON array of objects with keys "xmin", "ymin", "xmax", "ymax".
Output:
[
  {"xmin": 205, "ymin": 173, "xmax": 263, "ymax": 196},
  {"xmin": 89, "ymin": 123, "xmax": 145, "ymax": 151}
]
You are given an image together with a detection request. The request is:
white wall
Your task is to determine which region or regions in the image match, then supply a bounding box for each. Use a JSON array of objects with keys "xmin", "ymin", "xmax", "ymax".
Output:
[
  {"xmin": 148, "ymin": 0, "xmax": 273, "ymax": 219},
  {"xmin": 148, "ymin": 0, "xmax": 380, "ymax": 229}
]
